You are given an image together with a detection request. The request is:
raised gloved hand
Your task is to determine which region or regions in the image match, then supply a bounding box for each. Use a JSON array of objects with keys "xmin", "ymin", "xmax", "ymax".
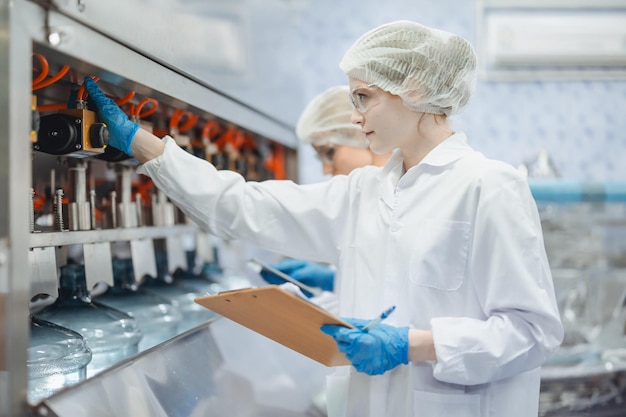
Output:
[
  {"xmin": 321, "ymin": 318, "xmax": 409, "ymax": 375},
  {"xmin": 83, "ymin": 77, "xmax": 139, "ymax": 156},
  {"xmin": 260, "ymin": 258, "xmax": 335, "ymax": 291}
]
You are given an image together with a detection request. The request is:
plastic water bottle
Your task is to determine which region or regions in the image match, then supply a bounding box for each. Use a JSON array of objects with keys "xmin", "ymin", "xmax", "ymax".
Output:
[
  {"xmin": 141, "ymin": 250, "xmax": 217, "ymax": 333},
  {"xmin": 33, "ymin": 263, "xmax": 143, "ymax": 377},
  {"xmin": 27, "ymin": 315, "xmax": 92, "ymax": 404},
  {"xmin": 94, "ymin": 258, "xmax": 183, "ymax": 351},
  {"xmin": 173, "ymin": 248, "xmax": 225, "ymax": 295}
]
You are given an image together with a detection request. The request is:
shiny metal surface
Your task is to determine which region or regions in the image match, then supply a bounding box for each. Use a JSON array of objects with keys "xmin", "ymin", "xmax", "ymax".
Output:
[
  {"xmin": 38, "ymin": 317, "xmax": 330, "ymax": 417},
  {"xmin": 29, "ymin": 247, "xmax": 59, "ymax": 298},
  {"xmin": 540, "ymin": 366, "xmax": 626, "ymax": 416},
  {"xmin": 130, "ymin": 239, "xmax": 158, "ymax": 283},
  {"xmin": 83, "ymin": 242, "xmax": 115, "ymax": 290},
  {"xmin": 43, "ymin": 0, "xmax": 304, "ymax": 129},
  {"xmin": 29, "ymin": 225, "xmax": 197, "ymax": 248},
  {"xmin": 29, "ymin": 226, "xmax": 196, "ymax": 300},
  {"xmin": 165, "ymin": 235, "xmax": 187, "ymax": 273},
  {"xmin": 0, "ymin": 1, "xmax": 36, "ymax": 415},
  {"xmin": 29, "ymin": 0, "xmax": 298, "ymax": 147}
]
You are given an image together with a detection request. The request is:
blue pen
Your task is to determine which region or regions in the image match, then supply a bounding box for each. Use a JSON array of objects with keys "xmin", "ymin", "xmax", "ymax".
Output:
[{"xmin": 362, "ymin": 305, "xmax": 396, "ymax": 331}]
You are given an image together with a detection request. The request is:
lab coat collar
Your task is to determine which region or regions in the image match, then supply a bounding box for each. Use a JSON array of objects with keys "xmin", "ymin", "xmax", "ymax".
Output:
[
  {"xmin": 378, "ymin": 150, "xmax": 404, "ymax": 188},
  {"xmin": 417, "ymin": 131, "xmax": 473, "ymax": 168},
  {"xmin": 377, "ymin": 132, "xmax": 473, "ymax": 208},
  {"xmin": 378, "ymin": 132, "xmax": 473, "ymax": 183}
]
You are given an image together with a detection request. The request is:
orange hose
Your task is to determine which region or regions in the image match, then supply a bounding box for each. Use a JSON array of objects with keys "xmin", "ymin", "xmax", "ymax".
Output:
[
  {"xmin": 202, "ymin": 120, "xmax": 221, "ymax": 139},
  {"xmin": 152, "ymin": 127, "xmax": 170, "ymax": 138},
  {"xmin": 33, "ymin": 191, "xmax": 46, "ymax": 211},
  {"xmin": 37, "ymin": 103, "xmax": 68, "ymax": 112},
  {"xmin": 32, "ymin": 53, "xmax": 49, "ymax": 88},
  {"xmin": 265, "ymin": 144, "xmax": 286, "ymax": 180},
  {"xmin": 214, "ymin": 125, "xmax": 235, "ymax": 149},
  {"xmin": 169, "ymin": 109, "xmax": 198, "ymax": 133},
  {"xmin": 178, "ymin": 113, "xmax": 198, "ymax": 133},
  {"xmin": 169, "ymin": 109, "xmax": 183, "ymax": 129},
  {"xmin": 233, "ymin": 129, "xmax": 246, "ymax": 150},
  {"xmin": 114, "ymin": 90, "xmax": 135, "ymax": 106},
  {"xmin": 242, "ymin": 133, "xmax": 256, "ymax": 151},
  {"xmin": 135, "ymin": 98, "xmax": 158, "ymax": 118},
  {"xmin": 217, "ymin": 126, "xmax": 246, "ymax": 151},
  {"xmin": 77, "ymin": 75, "xmax": 100, "ymax": 100},
  {"xmin": 134, "ymin": 177, "xmax": 155, "ymax": 203},
  {"xmin": 125, "ymin": 103, "xmax": 137, "ymax": 118},
  {"xmin": 274, "ymin": 145, "xmax": 286, "ymax": 180},
  {"xmin": 77, "ymin": 86, "xmax": 86, "ymax": 100},
  {"xmin": 32, "ymin": 65, "xmax": 70, "ymax": 90}
]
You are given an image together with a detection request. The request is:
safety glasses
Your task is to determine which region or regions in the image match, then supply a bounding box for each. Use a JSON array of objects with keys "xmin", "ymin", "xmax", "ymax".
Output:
[
  {"xmin": 349, "ymin": 84, "xmax": 382, "ymax": 113},
  {"xmin": 313, "ymin": 145, "xmax": 336, "ymax": 165}
]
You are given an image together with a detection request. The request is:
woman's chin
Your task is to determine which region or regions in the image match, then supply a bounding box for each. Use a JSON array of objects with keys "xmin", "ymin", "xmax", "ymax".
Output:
[{"xmin": 369, "ymin": 142, "xmax": 391, "ymax": 155}]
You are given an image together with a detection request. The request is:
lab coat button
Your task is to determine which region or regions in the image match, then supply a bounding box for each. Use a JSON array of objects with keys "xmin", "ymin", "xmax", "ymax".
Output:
[{"xmin": 390, "ymin": 222, "xmax": 401, "ymax": 232}]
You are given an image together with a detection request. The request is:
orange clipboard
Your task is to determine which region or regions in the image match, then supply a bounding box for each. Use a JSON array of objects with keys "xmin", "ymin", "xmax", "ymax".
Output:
[{"xmin": 194, "ymin": 285, "xmax": 353, "ymax": 366}]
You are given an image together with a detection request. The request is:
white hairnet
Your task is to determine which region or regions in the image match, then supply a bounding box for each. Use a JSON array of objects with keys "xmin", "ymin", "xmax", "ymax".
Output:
[
  {"xmin": 296, "ymin": 86, "xmax": 368, "ymax": 148},
  {"xmin": 339, "ymin": 20, "xmax": 477, "ymax": 116}
]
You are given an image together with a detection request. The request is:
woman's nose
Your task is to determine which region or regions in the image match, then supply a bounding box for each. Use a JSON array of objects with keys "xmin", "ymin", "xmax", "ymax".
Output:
[{"xmin": 351, "ymin": 108, "xmax": 363, "ymax": 125}]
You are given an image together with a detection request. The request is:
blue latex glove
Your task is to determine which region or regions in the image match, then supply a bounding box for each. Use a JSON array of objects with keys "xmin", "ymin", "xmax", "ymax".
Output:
[
  {"xmin": 320, "ymin": 318, "xmax": 409, "ymax": 375},
  {"xmin": 260, "ymin": 258, "xmax": 334, "ymax": 291},
  {"xmin": 83, "ymin": 77, "xmax": 139, "ymax": 156}
]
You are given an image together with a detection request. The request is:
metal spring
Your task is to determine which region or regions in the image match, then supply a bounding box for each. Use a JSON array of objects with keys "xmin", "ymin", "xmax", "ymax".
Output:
[
  {"xmin": 29, "ymin": 188, "xmax": 35, "ymax": 232},
  {"xmin": 54, "ymin": 188, "xmax": 64, "ymax": 231}
]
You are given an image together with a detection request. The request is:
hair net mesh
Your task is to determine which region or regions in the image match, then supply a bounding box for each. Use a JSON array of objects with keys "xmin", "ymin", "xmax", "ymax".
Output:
[
  {"xmin": 296, "ymin": 86, "xmax": 367, "ymax": 147},
  {"xmin": 339, "ymin": 20, "xmax": 477, "ymax": 116}
]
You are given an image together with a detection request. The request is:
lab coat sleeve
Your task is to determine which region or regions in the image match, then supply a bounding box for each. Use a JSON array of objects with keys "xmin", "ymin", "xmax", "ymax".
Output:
[
  {"xmin": 430, "ymin": 170, "xmax": 564, "ymax": 385},
  {"xmin": 137, "ymin": 137, "xmax": 350, "ymax": 264}
]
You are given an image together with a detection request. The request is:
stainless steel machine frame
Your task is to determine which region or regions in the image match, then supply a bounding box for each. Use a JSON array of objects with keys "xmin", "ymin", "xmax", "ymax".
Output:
[{"xmin": 0, "ymin": 1, "xmax": 301, "ymax": 416}]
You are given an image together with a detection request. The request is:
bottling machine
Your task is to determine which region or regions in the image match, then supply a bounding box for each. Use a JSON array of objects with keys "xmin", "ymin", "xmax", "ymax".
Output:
[{"xmin": 1, "ymin": 1, "xmax": 330, "ymax": 416}]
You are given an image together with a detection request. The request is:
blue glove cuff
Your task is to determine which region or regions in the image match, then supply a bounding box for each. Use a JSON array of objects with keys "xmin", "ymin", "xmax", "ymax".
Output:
[{"xmin": 123, "ymin": 123, "xmax": 140, "ymax": 156}]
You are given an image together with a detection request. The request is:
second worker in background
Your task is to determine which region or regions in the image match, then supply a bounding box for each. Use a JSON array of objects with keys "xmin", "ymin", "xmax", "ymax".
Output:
[{"xmin": 260, "ymin": 85, "xmax": 391, "ymax": 293}]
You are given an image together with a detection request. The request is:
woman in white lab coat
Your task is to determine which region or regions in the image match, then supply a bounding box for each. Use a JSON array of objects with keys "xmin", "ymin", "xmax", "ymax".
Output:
[{"xmin": 84, "ymin": 20, "xmax": 563, "ymax": 417}]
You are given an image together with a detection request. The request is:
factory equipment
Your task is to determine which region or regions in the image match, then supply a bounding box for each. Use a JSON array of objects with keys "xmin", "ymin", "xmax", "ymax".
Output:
[
  {"xmin": 34, "ymin": 108, "xmax": 108, "ymax": 156},
  {"xmin": 532, "ymin": 183, "xmax": 626, "ymax": 416},
  {"xmin": 1, "ymin": 1, "xmax": 331, "ymax": 416}
]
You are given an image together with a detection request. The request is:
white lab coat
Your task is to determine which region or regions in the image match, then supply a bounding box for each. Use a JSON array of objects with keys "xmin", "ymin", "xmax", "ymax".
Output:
[{"xmin": 138, "ymin": 133, "xmax": 563, "ymax": 417}]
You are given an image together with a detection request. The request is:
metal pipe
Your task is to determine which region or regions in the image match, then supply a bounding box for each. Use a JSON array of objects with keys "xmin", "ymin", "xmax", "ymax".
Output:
[
  {"xmin": 90, "ymin": 189, "xmax": 97, "ymax": 230},
  {"xmin": 110, "ymin": 191, "xmax": 117, "ymax": 229}
]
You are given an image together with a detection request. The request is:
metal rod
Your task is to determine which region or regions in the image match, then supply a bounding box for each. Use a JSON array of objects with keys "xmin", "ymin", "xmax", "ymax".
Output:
[{"xmin": 90, "ymin": 189, "xmax": 97, "ymax": 230}]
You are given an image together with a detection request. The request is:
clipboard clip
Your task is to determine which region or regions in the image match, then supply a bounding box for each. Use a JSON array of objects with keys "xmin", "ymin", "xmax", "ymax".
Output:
[
  {"xmin": 247, "ymin": 259, "xmax": 323, "ymax": 297},
  {"xmin": 216, "ymin": 287, "xmax": 255, "ymax": 295}
]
